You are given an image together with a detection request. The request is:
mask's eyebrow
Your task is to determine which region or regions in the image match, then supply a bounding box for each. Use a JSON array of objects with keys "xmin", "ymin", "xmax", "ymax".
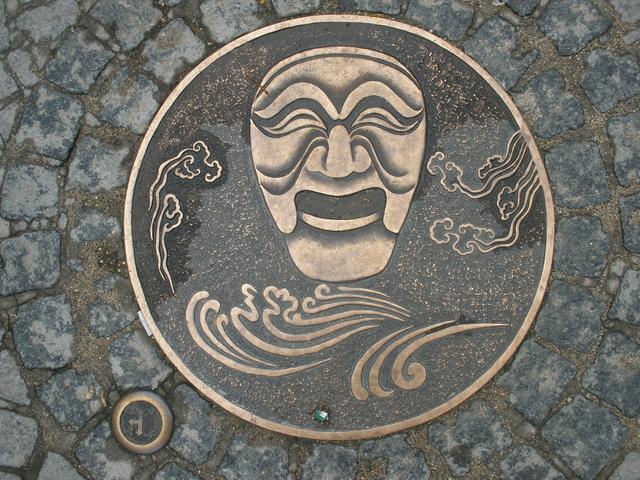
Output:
[
  {"xmin": 254, "ymin": 82, "xmax": 339, "ymax": 120},
  {"xmin": 340, "ymin": 81, "xmax": 423, "ymax": 119}
]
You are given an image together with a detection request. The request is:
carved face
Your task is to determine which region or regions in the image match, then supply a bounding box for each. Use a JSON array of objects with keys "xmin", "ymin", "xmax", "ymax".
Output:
[{"xmin": 250, "ymin": 47, "xmax": 427, "ymax": 282}]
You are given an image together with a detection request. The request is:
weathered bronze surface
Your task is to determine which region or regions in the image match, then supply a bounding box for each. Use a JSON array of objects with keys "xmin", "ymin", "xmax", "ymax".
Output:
[{"xmin": 125, "ymin": 16, "xmax": 554, "ymax": 440}]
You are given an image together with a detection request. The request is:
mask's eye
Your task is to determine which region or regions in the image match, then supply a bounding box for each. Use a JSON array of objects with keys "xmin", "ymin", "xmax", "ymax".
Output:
[
  {"xmin": 351, "ymin": 107, "xmax": 422, "ymax": 135},
  {"xmin": 254, "ymin": 108, "xmax": 326, "ymax": 138}
]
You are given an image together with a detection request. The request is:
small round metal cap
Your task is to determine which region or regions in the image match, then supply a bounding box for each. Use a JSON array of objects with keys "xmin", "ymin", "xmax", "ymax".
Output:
[{"xmin": 111, "ymin": 391, "xmax": 173, "ymax": 454}]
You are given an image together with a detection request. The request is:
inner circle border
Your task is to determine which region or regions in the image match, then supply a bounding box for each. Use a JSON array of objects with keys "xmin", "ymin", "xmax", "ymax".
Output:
[{"xmin": 124, "ymin": 14, "xmax": 555, "ymax": 440}]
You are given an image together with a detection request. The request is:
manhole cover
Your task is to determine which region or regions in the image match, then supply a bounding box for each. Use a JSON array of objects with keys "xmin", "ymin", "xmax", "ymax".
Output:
[{"xmin": 125, "ymin": 15, "xmax": 554, "ymax": 440}]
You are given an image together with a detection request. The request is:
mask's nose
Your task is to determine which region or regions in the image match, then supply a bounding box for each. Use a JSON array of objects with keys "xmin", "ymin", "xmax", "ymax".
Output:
[{"xmin": 306, "ymin": 125, "xmax": 371, "ymax": 178}]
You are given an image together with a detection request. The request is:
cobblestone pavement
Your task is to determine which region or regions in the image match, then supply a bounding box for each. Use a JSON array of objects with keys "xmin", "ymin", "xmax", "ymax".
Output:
[{"xmin": 0, "ymin": 0, "xmax": 639, "ymax": 479}]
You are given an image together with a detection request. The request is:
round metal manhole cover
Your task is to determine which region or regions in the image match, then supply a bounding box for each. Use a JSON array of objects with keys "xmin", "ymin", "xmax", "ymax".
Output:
[{"xmin": 124, "ymin": 15, "xmax": 554, "ymax": 440}]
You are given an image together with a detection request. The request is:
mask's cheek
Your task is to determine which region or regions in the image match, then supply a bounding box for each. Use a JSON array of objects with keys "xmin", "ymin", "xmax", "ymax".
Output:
[{"xmin": 261, "ymin": 188, "xmax": 298, "ymax": 234}]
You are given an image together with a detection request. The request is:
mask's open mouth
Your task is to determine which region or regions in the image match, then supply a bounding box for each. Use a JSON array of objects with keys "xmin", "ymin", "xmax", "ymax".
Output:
[{"xmin": 295, "ymin": 188, "xmax": 386, "ymax": 232}]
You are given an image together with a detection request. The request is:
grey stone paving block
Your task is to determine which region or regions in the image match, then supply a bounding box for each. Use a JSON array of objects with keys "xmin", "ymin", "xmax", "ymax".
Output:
[
  {"xmin": 38, "ymin": 452, "xmax": 84, "ymax": 480},
  {"xmin": 535, "ymin": 280, "xmax": 604, "ymax": 351},
  {"xmin": 610, "ymin": 269, "xmax": 640, "ymax": 325},
  {"xmin": 70, "ymin": 208, "xmax": 121, "ymax": 243},
  {"xmin": 542, "ymin": 395, "xmax": 625, "ymax": 479},
  {"xmin": 201, "ymin": 0, "xmax": 266, "ymax": 44},
  {"xmin": 16, "ymin": 84, "xmax": 84, "ymax": 160},
  {"xmin": 620, "ymin": 193, "xmax": 640, "ymax": 253},
  {"xmin": 90, "ymin": 0, "xmax": 162, "ymax": 51},
  {"xmin": 583, "ymin": 332, "xmax": 640, "ymax": 417},
  {"xmin": 109, "ymin": 330, "xmax": 172, "ymax": 390},
  {"xmin": 0, "ymin": 231, "xmax": 61, "ymax": 296},
  {"xmin": 0, "ymin": 410, "xmax": 38, "ymax": 468},
  {"xmin": 0, "ymin": 473, "xmax": 21, "ymax": 480},
  {"xmin": 165, "ymin": 0, "xmax": 184, "ymax": 6},
  {"xmin": 155, "ymin": 463, "xmax": 199, "ymax": 480},
  {"xmin": 544, "ymin": 141, "xmax": 610, "ymax": 208},
  {"xmin": 405, "ymin": 0, "xmax": 474, "ymax": 41},
  {"xmin": 624, "ymin": 29, "xmax": 640, "ymax": 44},
  {"xmin": 98, "ymin": 67, "xmax": 159, "ymax": 135},
  {"xmin": 498, "ymin": 340, "xmax": 576, "ymax": 423},
  {"xmin": 346, "ymin": 0, "xmax": 402, "ymax": 14},
  {"xmin": 609, "ymin": 0, "xmax": 640, "ymax": 23},
  {"xmin": 553, "ymin": 216, "xmax": 610, "ymax": 277},
  {"xmin": 464, "ymin": 17, "xmax": 538, "ymax": 91},
  {"xmin": 15, "ymin": 0, "xmax": 80, "ymax": 43},
  {"xmin": 611, "ymin": 452, "xmax": 640, "ymax": 480},
  {"xmin": 142, "ymin": 19, "xmax": 205, "ymax": 85},
  {"xmin": 608, "ymin": 112, "xmax": 640, "ymax": 187},
  {"xmin": 0, "ymin": 64, "xmax": 18, "ymax": 101},
  {"xmin": 302, "ymin": 444, "xmax": 358, "ymax": 480},
  {"xmin": 89, "ymin": 303, "xmax": 133, "ymax": 337},
  {"xmin": 500, "ymin": 445, "xmax": 565, "ymax": 480},
  {"xmin": 428, "ymin": 401, "xmax": 512, "ymax": 476},
  {"xmin": 0, "ymin": 3, "xmax": 9, "ymax": 53},
  {"xmin": 169, "ymin": 384, "xmax": 218, "ymax": 465},
  {"xmin": 76, "ymin": 421, "xmax": 134, "ymax": 480},
  {"xmin": 507, "ymin": 0, "xmax": 540, "ymax": 16},
  {"xmin": 46, "ymin": 29, "xmax": 114, "ymax": 94},
  {"xmin": 581, "ymin": 49, "xmax": 640, "ymax": 112},
  {"xmin": 0, "ymin": 102, "xmax": 19, "ymax": 143},
  {"xmin": 273, "ymin": 0, "xmax": 321, "ymax": 16},
  {"xmin": 360, "ymin": 433, "xmax": 430, "ymax": 479},
  {"xmin": 36, "ymin": 369, "xmax": 104, "ymax": 430},
  {"xmin": 8, "ymin": 48, "xmax": 40, "ymax": 87},
  {"xmin": 538, "ymin": 0, "xmax": 611, "ymax": 55},
  {"xmin": 218, "ymin": 435, "xmax": 288, "ymax": 480},
  {"xmin": 1, "ymin": 164, "xmax": 59, "ymax": 221},
  {"xmin": 0, "ymin": 350, "xmax": 30, "ymax": 405},
  {"xmin": 15, "ymin": 294, "xmax": 74, "ymax": 368},
  {"xmin": 67, "ymin": 135, "xmax": 131, "ymax": 193},
  {"xmin": 514, "ymin": 70, "xmax": 584, "ymax": 139}
]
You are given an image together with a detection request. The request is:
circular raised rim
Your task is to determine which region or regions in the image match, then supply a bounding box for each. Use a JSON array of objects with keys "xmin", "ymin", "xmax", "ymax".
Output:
[
  {"xmin": 111, "ymin": 391, "xmax": 174, "ymax": 454},
  {"xmin": 124, "ymin": 14, "xmax": 555, "ymax": 440}
]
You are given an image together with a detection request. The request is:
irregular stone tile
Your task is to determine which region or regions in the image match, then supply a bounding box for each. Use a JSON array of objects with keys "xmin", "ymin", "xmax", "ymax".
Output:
[
  {"xmin": 405, "ymin": 0, "xmax": 474, "ymax": 41},
  {"xmin": 46, "ymin": 29, "xmax": 114, "ymax": 94},
  {"xmin": 16, "ymin": 84, "xmax": 84, "ymax": 160},
  {"xmin": 544, "ymin": 141, "xmax": 610, "ymax": 208},
  {"xmin": 0, "ymin": 3, "xmax": 9, "ymax": 53},
  {"xmin": 169, "ymin": 385, "xmax": 218, "ymax": 465},
  {"xmin": 428, "ymin": 401, "xmax": 512, "ymax": 476},
  {"xmin": 155, "ymin": 463, "xmax": 199, "ymax": 480},
  {"xmin": 507, "ymin": 0, "xmax": 540, "ymax": 16},
  {"xmin": 581, "ymin": 49, "xmax": 640, "ymax": 112},
  {"xmin": 97, "ymin": 67, "xmax": 159, "ymax": 135},
  {"xmin": 165, "ymin": 0, "xmax": 183, "ymax": 6},
  {"xmin": 535, "ymin": 280, "xmax": 604, "ymax": 351},
  {"xmin": 553, "ymin": 216, "xmax": 610, "ymax": 277},
  {"xmin": 608, "ymin": 112, "xmax": 640, "ymax": 187},
  {"xmin": 624, "ymin": 29, "xmax": 640, "ymax": 45},
  {"xmin": 0, "ymin": 410, "xmax": 38, "ymax": 468},
  {"xmin": 609, "ymin": 0, "xmax": 640, "ymax": 23},
  {"xmin": 8, "ymin": 48, "xmax": 39, "ymax": 87},
  {"xmin": 498, "ymin": 340, "xmax": 576, "ymax": 423},
  {"xmin": 0, "ymin": 63, "xmax": 18, "ymax": 101},
  {"xmin": 500, "ymin": 445, "xmax": 565, "ymax": 480},
  {"xmin": 109, "ymin": 330, "xmax": 171, "ymax": 390},
  {"xmin": 218, "ymin": 435, "xmax": 288, "ymax": 480},
  {"xmin": 90, "ymin": 0, "xmax": 162, "ymax": 51},
  {"xmin": 583, "ymin": 332, "xmax": 640, "ymax": 417},
  {"xmin": 0, "ymin": 473, "xmax": 21, "ymax": 480},
  {"xmin": 142, "ymin": 19, "xmax": 205, "ymax": 85},
  {"xmin": 15, "ymin": 0, "xmax": 80, "ymax": 43},
  {"xmin": 200, "ymin": 0, "xmax": 265, "ymax": 44},
  {"xmin": 1, "ymin": 164, "xmax": 59, "ymax": 220},
  {"xmin": 611, "ymin": 452, "xmax": 640, "ymax": 480},
  {"xmin": 0, "ymin": 350, "xmax": 30, "ymax": 405},
  {"xmin": 38, "ymin": 452, "xmax": 84, "ymax": 480},
  {"xmin": 75, "ymin": 421, "xmax": 134, "ymax": 480},
  {"xmin": 0, "ymin": 231, "xmax": 61, "ymax": 296},
  {"xmin": 345, "ymin": 0, "xmax": 402, "ymax": 14},
  {"xmin": 514, "ymin": 70, "xmax": 583, "ymax": 139},
  {"xmin": 36, "ymin": 369, "xmax": 104, "ymax": 431},
  {"xmin": 360, "ymin": 434, "xmax": 430, "ymax": 479},
  {"xmin": 610, "ymin": 269, "xmax": 640, "ymax": 326},
  {"xmin": 0, "ymin": 101, "xmax": 19, "ymax": 142},
  {"xmin": 301, "ymin": 444, "xmax": 358, "ymax": 480},
  {"xmin": 89, "ymin": 303, "xmax": 133, "ymax": 337},
  {"xmin": 70, "ymin": 208, "xmax": 121, "ymax": 243},
  {"xmin": 542, "ymin": 395, "xmax": 626, "ymax": 479},
  {"xmin": 619, "ymin": 193, "xmax": 640, "ymax": 253},
  {"xmin": 272, "ymin": 0, "xmax": 321, "ymax": 16},
  {"xmin": 538, "ymin": 0, "xmax": 611, "ymax": 55},
  {"xmin": 14, "ymin": 294, "xmax": 74, "ymax": 368},
  {"xmin": 67, "ymin": 135, "xmax": 131, "ymax": 193}
]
